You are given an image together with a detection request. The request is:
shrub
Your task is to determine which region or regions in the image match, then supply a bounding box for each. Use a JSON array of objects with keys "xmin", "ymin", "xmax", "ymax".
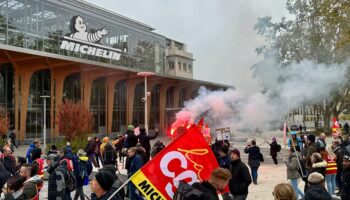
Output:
[{"xmin": 55, "ymin": 100, "xmax": 94, "ymax": 141}]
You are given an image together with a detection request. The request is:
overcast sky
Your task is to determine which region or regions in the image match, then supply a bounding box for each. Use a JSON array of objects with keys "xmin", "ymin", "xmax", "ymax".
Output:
[{"xmin": 85, "ymin": 0, "xmax": 289, "ymax": 94}]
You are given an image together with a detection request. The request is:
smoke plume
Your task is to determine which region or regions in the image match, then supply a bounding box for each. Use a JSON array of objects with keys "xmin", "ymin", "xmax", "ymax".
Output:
[{"xmin": 173, "ymin": 58, "xmax": 348, "ymax": 132}]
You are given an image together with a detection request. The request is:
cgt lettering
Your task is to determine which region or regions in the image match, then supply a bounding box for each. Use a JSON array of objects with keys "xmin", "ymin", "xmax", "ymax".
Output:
[
  {"xmin": 160, "ymin": 151, "xmax": 198, "ymax": 198},
  {"xmin": 138, "ymin": 180, "xmax": 166, "ymax": 200}
]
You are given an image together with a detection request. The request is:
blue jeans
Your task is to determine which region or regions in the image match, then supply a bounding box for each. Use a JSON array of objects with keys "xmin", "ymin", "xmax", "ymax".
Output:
[
  {"xmin": 325, "ymin": 174, "xmax": 337, "ymax": 195},
  {"xmin": 290, "ymin": 179, "xmax": 304, "ymax": 199},
  {"xmin": 250, "ymin": 166, "xmax": 259, "ymax": 183}
]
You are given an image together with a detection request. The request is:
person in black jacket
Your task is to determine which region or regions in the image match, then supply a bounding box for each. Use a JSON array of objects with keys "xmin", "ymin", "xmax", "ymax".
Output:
[
  {"xmin": 244, "ymin": 140, "xmax": 261, "ymax": 184},
  {"xmin": 0, "ymin": 146, "xmax": 16, "ymax": 175},
  {"xmin": 228, "ymin": 148, "xmax": 252, "ymax": 200},
  {"xmin": 0, "ymin": 162, "xmax": 11, "ymax": 197},
  {"xmin": 268, "ymin": 137, "xmax": 280, "ymax": 165},
  {"xmin": 137, "ymin": 128, "xmax": 159, "ymax": 161},
  {"xmin": 192, "ymin": 167, "xmax": 231, "ymax": 200},
  {"xmin": 85, "ymin": 137, "xmax": 97, "ymax": 167},
  {"xmin": 342, "ymin": 155, "xmax": 350, "ymax": 200},
  {"xmin": 304, "ymin": 172, "xmax": 331, "ymax": 200},
  {"xmin": 332, "ymin": 140, "xmax": 343, "ymax": 195}
]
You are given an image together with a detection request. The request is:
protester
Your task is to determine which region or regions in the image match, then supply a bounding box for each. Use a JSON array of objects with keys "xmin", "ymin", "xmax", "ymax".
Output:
[
  {"xmin": 0, "ymin": 146, "xmax": 16, "ymax": 175},
  {"xmin": 14, "ymin": 157, "xmax": 26, "ymax": 176},
  {"xmin": 288, "ymin": 132, "xmax": 302, "ymax": 149},
  {"xmin": 25, "ymin": 143, "xmax": 35, "ymax": 164},
  {"xmin": 304, "ymin": 134, "xmax": 318, "ymax": 169},
  {"xmin": 7, "ymin": 130, "xmax": 17, "ymax": 149},
  {"xmin": 228, "ymin": 148, "xmax": 252, "ymax": 200},
  {"xmin": 268, "ymin": 137, "xmax": 281, "ymax": 165},
  {"xmin": 0, "ymin": 162, "xmax": 12, "ymax": 197},
  {"xmin": 30, "ymin": 141, "xmax": 42, "ymax": 163},
  {"xmin": 97, "ymin": 165, "xmax": 125, "ymax": 200},
  {"xmin": 19, "ymin": 163, "xmax": 43, "ymax": 200},
  {"xmin": 342, "ymin": 155, "xmax": 350, "ymax": 200},
  {"xmin": 218, "ymin": 146, "xmax": 230, "ymax": 169},
  {"xmin": 3, "ymin": 176, "xmax": 25, "ymax": 200},
  {"xmin": 47, "ymin": 145, "xmax": 58, "ymax": 156},
  {"xmin": 127, "ymin": 147, "xmax": 143, "ymax": 200},
  {"xmin": 85, "ymin": 136, "xmax": 98, "ymax": 167},
  {"xmin": 323, "ymin": 146, "xmax": 337, "ymax": 195},
  {"xmin": 137, "ymin": 127, "xmax": 159, "ymax": 161},
  {"xmin": 101, "ymin": 142, "xmax": 117, "ymax": 167},
  {"xmin": 304, "ymin": 152, "xmax": 327, "ymax": 193},
  {"xmin": 304, "ymin": 172, "xmax": 332, "ymax": 200},
  {"xmin": 284, "ymin": 146, "xmax": 304, "ymax": 199},
  {"xmin": 94, "ymin": 137, "xmax": 102, "ymax": 168},
  {"xmin": 332, "ymin": 140, "xmax": 343, "ymax": 195},
  {"xmin": 99, "ymin": 137, "xmax": 110, "ymax": 157},
  {"xmin": 91, "ymin": 171, "xmax": 120, "ymax": 200},
  {"xmin": 46, "ymin": 154, "xmax": 68, "ymax": 200},
  {"xmin": 316, "ymin": 133, "xmax": 327, "ymax": 151},
  {"xmin": 273, "ymin": 183, "xmax": 296, "ymax": 200},
  {"xmin": 125, "ymin": 125, "xmax": 138, "ymax": 148},
  {"xmin": 244, "ymin": 140, "xmax": 261, "ymax": 184},
  {"xmin": 74, "ymin": 149, "xmax": 93, "ymax": 200},
  {"xmin": 150, "ymin": 140, "xmax": 165, "ymax": 158},
  {"xmin": 191, "ymin": 167, "xmax": 231, "ymax": 200}
]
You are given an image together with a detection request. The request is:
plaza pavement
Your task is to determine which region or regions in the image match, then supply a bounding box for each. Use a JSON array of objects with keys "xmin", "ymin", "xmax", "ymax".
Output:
[{"xmin": 12, "ymin": 131, "xmax": 341, "ymax": 200}]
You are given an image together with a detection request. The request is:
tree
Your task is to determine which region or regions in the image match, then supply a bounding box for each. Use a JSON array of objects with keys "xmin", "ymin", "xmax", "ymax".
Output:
[
  {"xmin": 55, "ymin": 100, "xmax": 94, "ymax": 140},
  {"xmin": 0, "ymin": 107, "xmax": 9, "ymax": 136},
  {"xmin": 253, "ymin": 0, "xmax": 350, "ymax": 131}
]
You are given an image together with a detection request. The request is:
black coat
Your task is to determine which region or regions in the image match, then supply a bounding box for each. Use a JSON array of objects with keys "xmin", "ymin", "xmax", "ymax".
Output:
[
  {"xmin": 192, "ymin": 181, "xmax": 219, "ymax": 200},
  {"xmin": 269, "ymin": 141, "xmax": 279, "ymax": 156},
  {"xmin": 228, "ymin": 159, "xmax": 252, "ymax": 195},
  {"xmin": 85, "ymin": 140, "xmax": 96, "ymax": 155},
  {"xmin": 138, "ymin": 131, "xmax": 158, "ymax": 151},
  {"xmin": 304, "ymin": 184, "xmax": 331, "ymax": 200},
  {"xmin": 0, "ymin": 155, "xmax": 16, "ymax": 175},
  {"xmin": 342, "ymin": 168, "xmax": 350, "ymax": 200},
  {"xmin": 0, "ymin": 165, "xmax": 11, "ymax": 196},
  {"xmin": 244, "ymin": 145, "xmax": 261, "ymax": 167}
]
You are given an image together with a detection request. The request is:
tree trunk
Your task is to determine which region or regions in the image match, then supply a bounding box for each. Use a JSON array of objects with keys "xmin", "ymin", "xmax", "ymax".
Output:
[{"xmin": 323, "ymin": 111, "xmax": 331, "ymax": 133}]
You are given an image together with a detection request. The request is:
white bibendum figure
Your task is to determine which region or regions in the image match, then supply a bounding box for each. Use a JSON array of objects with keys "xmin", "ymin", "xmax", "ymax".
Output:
[{"xmin": 69, "ymin": 15, "xmax": 109, "ymax": 43}]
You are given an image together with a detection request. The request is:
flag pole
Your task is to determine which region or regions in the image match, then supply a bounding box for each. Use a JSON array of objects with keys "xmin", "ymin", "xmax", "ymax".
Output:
[{"xmin": 107, "ymin": 175, "xmax": 133, "ymax": 200}]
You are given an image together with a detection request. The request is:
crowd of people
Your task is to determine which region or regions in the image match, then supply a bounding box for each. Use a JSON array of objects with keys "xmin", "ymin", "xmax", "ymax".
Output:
[{"xmin": 1, "ymin": 123, "xmax": 350, "ymax": 200}]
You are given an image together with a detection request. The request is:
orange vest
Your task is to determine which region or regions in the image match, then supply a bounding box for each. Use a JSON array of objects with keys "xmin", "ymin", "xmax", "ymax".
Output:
[{"xmin": 326, "ymin": 155, "xmax": 337, "ymax": 175}]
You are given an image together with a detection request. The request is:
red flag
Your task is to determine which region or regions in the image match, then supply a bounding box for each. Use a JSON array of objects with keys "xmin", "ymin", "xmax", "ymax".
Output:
[
  {"xmin": 333, "ymin": 117, "xmax": 340, "ymax": 128},
  {"xmin": 130, "ymin": 125, "xmax": 219, "ymax": 200},
  {"xmin": 197, "ymin": 118, "xmax": 204, "ymax": 128}
]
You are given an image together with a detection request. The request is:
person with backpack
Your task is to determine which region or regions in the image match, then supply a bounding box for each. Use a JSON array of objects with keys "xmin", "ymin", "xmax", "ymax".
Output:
[
  {"xmin": 228, "ymin": 148, "xmax": 252, "ymax": 200},
  {"xmin": 244, "ymin": 140, "xmax": 261, "ymax": 185},
  {"xmin": 46, "ymin": 154, "xmax": 69, "ymax": 200},
  {"xmin": 74, "ymin": 149, "xmax": 93, "ymax": 200},
  {"xmin": 102, "ymin": 143, "xmax": 117, "ymax": 167},
  {"xmin": 19, "ymin": 163, "xmax": 43, "ymax": 200},
  {"xmin": 268, "ymin": 137, "xmax": 281, "ymax": 166},
  {"xmin": 284, "ymin": 145, "xmax": 304, "ymax": 199}
]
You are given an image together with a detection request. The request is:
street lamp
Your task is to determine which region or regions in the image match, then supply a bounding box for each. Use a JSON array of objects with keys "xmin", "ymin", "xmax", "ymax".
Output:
[
  {"xmin": 137, "ymin": 71, "xmax": 154, "ymax": 133},
  {"xmin": 40, "ymin": 95, "xmax": 50, "ymax": 152}
]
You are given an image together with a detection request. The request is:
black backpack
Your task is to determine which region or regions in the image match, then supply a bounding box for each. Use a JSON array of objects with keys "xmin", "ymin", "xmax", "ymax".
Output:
[
  {"xmin": 103, "ymin": 144, "xmax": 117, "ymax": 165},
  {"xmin": 173, "ymin": 181, "xmax": 203, "ymax": 200},
  {"xmin": 277, "ymin": 144, "xmax": 281, "ymax": 152},
  {"xmin": 77, "ymin": 160, "xmax": 88, "ymax": 180}
]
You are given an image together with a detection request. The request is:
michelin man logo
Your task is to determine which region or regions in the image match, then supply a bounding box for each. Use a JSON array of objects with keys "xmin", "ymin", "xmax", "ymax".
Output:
[
  {"xmin": 69, "ymin": 15, "xmax": 109, "ymax": 43},
  {"xmin": 60, "ymin": 15, "xmax": 121, "ymax": 61}
]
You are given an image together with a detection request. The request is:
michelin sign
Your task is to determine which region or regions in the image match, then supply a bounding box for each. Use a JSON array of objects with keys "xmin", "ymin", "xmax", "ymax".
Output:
[{"xmin": 60, "ymin": 16, "xmax": 121, "ymax": 61}]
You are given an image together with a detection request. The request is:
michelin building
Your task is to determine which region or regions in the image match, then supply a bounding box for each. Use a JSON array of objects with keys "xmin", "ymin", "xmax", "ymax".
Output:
[{"xmin": 0, "ymin": 0, "xmax": 229, "ymax": 143}]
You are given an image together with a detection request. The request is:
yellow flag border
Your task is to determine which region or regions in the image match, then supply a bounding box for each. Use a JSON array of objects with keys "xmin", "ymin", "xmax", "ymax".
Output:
[{"xmin": 131, "ymin": 170, "xmax": 168, "ymax": 200}]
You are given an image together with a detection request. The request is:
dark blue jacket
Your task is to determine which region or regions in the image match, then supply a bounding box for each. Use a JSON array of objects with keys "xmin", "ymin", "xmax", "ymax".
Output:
[
  {"xmin": 26, "ymin": 143, "xmax": 35, "ymax": 163},
  {"xmin": 218, "ymin": 155, "xmax": 230, "ymax": 169},
  {"xmin": 128, "ymin": 154, "xmax": 143, "ymax": 177}
]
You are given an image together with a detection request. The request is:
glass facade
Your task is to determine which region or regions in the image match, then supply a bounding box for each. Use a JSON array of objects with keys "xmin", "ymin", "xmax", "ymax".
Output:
[
  {"xmin": 0, "ymin": 64, "xmax": 14, "ymax": 127},
  {"xmin": 63, "ymin": 73, "xmax": 81, "ymax": 102},
  {"xmin": 149, "ymin": 84, "xmax": 160, "ymax": 129},
  {"xmin": 90, "ymin": 77, "xmax": 106, "ymax": 133},
  {"xmin": 112, "ymin": 79, "xmax": 126, "ymax": 133},
  {"xmin": 26, "ymin": 69, "xmax": 50, "ymax": 139},
  {"xmin": 133, "ymin": 82, "xmax": 145, "ymax": 126},
  {"xmin": 0, "ymin": 0, "xmax": 166, "ymax": 74}
]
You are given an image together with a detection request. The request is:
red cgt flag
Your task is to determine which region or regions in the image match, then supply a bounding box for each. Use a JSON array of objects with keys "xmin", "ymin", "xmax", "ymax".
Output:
[{"xmin": 130, "ymin": 125, "xmax": 219, "ymax": 200}]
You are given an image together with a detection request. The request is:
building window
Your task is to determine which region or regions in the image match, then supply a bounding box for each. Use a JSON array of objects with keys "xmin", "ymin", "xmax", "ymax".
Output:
[
  {"xmin": 188, "ymin": 64, "xmax": 192, "ymax": 72},
  {"xmin": 112, "ymin": 80, "xmax": 126, "ymax": 132},
  {"xmin": 63, "ymin": 73, "xmax": 81, "ymax": 102},
  {"xmin": 183, "ymin": 63, "xmax": 187, "ymax": 71},
  {"xmin": 178, "ymin": 62, "xmax": 181, "ymax": 70},
  {"xmin": 90, "ymin": 77, "xmax": 106, "ymax": 134},
  {"xmin": 168, "ymin": 61, "xmax": 174, "ymax": 70}
]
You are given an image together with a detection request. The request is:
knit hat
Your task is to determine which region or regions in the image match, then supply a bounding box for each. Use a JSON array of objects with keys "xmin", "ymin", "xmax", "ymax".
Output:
[
  {"xmin": 308, "ymin": 172, "xmax": 324, "ymax": 184},
  {"xmin": 95, "ymin": 171, "xmax": 115, "ymax": 191},
  {"xmin": 77, "ymin": 149, "xmax": 86, "ymax": 157},
  {"xmin": 307, "ymin": 134, "xmax": 316, "ymax": 143},
  {"xmin": 229, "ymin": 148, "xmax": 240, "ymax": 158}
]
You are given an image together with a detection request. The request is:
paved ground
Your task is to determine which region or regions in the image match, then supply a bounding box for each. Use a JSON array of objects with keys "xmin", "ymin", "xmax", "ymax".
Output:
[{"xmin": 11, "ymin": 131, "xmax": 341, "ymax": 200}]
